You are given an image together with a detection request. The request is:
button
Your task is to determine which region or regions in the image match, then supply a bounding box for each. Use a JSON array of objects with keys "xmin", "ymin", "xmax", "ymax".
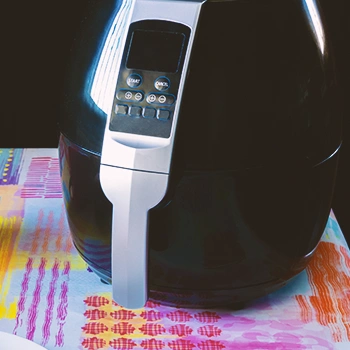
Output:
[
  {"xmin": 158, "ymin": 95, "xmax": 166, "ymax": 104},
  {"xmin": 117, "ymin": 89, "xmax": 144, "ymax": 102},
  {"xmin": 154, "ymin": 77, "xmax": 170, "ymax": 91},
  {"xmin": 129, "ymin": 106, "xmax": 142, "ymax": 117},
  {"xmin": 157, "ymin": 109, "xmax": 171, "ymax": 121},
  {"xmin": 134, "ymin": 92, "xmax": 144, "ymax": 101},
  {"xmin": 125, "ymin": 91, "xmax": 133, "ymax": 99},
  {"xmin": 143, "ymin": 107, "xmax": 156, "ymax": 119},
  {"xmin": 147, "ymin": 94, "xmax": 157, "ymax": 103},
  {"xmin": 126, "ymin": 74, "xmax": 142, "ymax": 88},
  {"xmin": 115, "ymin": 104, "xmax": 128, "ymax": 115},
  {"xmin": 146, "ymin": 93, "xmax": 175, "ymax": 105}
]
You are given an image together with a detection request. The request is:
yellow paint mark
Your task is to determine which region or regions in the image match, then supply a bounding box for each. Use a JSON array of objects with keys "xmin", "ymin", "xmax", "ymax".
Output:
[
  {"xmin": 7, "ymin": 298, "xmax": 18, "ymax": 318},
  {"xmin": 2, "ymin": 173, "xmax": 7, "ymax": 177},
  {"xmin": 0, "ymin": 217, "xmax": 23, "ymax": 319}
]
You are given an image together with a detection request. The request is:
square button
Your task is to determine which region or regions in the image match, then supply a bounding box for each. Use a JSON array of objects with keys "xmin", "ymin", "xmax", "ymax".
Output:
[
  {"xmin": 115, "ymin": 104, "xmax": 128, "ymax": 115},
  {"xmin": 143, "ymin": 107, "xmax": 156, "ymax": 119},
  {"xmin": 129, "ymin": 106, "xmax": 142, "ymax": 117},
  {"xmin": 157, "ymin": 109, "xmax": 171, "ymax": 121}
]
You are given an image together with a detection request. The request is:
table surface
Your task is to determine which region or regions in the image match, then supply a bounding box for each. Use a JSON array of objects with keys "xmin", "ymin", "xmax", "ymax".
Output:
[{"xmin": 0, "ymin": 148, "xmax": 349, "ymax": 350}]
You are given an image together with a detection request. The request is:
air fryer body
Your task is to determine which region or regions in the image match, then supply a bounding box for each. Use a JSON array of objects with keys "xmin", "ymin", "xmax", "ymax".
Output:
[{"xmin": 59, "ymin": 0, "xmax": 342, "ymax": 307}]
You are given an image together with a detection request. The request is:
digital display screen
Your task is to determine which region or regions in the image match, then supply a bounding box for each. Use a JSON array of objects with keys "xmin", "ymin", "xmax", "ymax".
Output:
[{"xmin": 126, "ymin": 30, "xmax": 185, "ymax": 73}]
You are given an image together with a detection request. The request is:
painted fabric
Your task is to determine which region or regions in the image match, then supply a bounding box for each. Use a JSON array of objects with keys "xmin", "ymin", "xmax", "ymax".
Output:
[{"xmin": 0, "ymin": 148, "xmax": 349, "ymax": 350}]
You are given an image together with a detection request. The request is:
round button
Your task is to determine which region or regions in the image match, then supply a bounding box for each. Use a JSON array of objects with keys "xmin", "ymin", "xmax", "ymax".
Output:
[
  {"xmin": 158, "ymin": 95, "xmax": 166, "ymax": 104},
  {"xmin": 124, "ymin": 91, "xmax": 133, "ymax": 100},
  {"xmin": 154, "ymin": 77, "xmax": 170, "ymax": 91},
  {"xmin": 135, "ymin": 92, "xmax": 143, "ymax": 101},
  {"xmin": 126, "ymin": 74, "xmax": 142, "ymax": 88},
  {"xmin": 147, "ymin": 94, "xmax": 157, "ymax": 103}
]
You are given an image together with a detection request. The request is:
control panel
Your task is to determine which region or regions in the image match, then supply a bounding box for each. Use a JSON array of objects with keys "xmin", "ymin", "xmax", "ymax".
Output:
[{"xmin": 109, "ymin": 20, "xmax": 191, "ymax": 138}]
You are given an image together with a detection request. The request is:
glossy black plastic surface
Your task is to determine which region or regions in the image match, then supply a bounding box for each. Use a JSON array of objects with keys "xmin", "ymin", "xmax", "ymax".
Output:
[
  {"xmin": 59, "ymin": 135, "xmax": 340, "ymax": 306},
  {"xmin": 59, "ymin": 0, "xmax": 342, "ymax": 170},
  {"xmin": 58, "ymin": 0, "xmax": 343, "ymax": 307}
]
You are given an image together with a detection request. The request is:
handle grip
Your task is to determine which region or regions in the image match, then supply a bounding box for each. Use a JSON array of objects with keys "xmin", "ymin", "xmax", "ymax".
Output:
[{"xmin": 100, "ymin": 164, "xmax": 168, "ymax": 309}]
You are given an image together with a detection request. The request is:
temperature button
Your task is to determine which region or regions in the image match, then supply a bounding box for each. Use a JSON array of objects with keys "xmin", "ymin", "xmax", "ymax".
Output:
[
  {"xmin": 117, "ymin": 89, "xmax": 144, "ymax": 102},
  {"xmin": 134, "ymin": 92, "xmax": 143, "ymax": 101},
  {"xmin": 124, "ymin": 91, "xmax": 133, "ymax": 100}
]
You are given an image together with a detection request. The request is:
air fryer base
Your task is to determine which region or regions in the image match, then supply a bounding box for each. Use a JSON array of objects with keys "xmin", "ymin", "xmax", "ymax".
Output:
[{"xmin": 83, "ymin": 248, "xmax": 313, "ymax": 309}]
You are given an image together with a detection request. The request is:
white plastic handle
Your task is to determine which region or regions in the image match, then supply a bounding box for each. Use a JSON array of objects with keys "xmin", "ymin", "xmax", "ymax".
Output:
[{"xmin": 100, "ymin": 164, "xmax": 168, "ymax": 309}]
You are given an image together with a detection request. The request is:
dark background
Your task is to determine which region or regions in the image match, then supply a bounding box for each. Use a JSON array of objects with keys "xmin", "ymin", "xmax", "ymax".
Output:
[{"xmin": 1, "ymin": 1, "xmax": 349, "ymax": 242}]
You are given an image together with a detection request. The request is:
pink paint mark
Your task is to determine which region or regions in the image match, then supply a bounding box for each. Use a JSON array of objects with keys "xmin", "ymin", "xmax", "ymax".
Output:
[
  {"xmin": 55, "ymin": 261, "xmax": 70, "ymax": 347},
  {"xmin": 230, "ymin": 341, "xmax": 306, "ymax": 350},
  {"xmin": 13, "ymin": 257, "xmax": 33, "ymax": 334},
  {"xmin": 26, "ymin": 258, "xmax": 47, "ymax": 340},
  {"xmin": 194, "ymin": 311, "xmax": 221, "ymax": 323},
  {"xmin": 21, "ymin": 157, "xmax": 62, "ymax": 198},
  {"xmin": 197, "ymin": 339, "xmax": 225, "ymax": 350},
  {"xmin": 140, "ymin": 310, "xmax": 163, "ymax": 321},
  {"xmin": 42, "ymin": 259, "xmax": 60, "ymax": 346},
  {"xmin": 62, "ymin": 261, "xmax": 70, "ymax": 275},
  {"xmin": 197, "ymin": 325, "xmax": 222, "ymax": 337}
]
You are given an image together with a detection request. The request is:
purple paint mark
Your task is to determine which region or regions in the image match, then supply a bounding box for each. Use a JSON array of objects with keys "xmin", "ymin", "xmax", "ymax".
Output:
[
  {"xmin": 13, "ymin": 257, "xmax": 33, "ymax": 334},
  {"xmin": 21, "ymin": 157, "xmax": 62, "ymax": 198},
  {"xmin": 62, "ymin": 261, "xmax": 70, "ymax": 275},
  {"xmin": 55, "ymin": 261, "xmax": 70, "ymax": 347},
  {"xmin": 42, "ymin": 259, "xmax": 60, "ymax": 346},
  {"xmin": 26, "ymin": 258, "xmax": 47, "ymax": 340},
  {"xmin": 0, "ymin": 149, "xmax": 23, "ymax": 185}
]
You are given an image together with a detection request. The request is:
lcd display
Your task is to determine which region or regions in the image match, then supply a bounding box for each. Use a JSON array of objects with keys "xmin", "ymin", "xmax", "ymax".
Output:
[{"xmin": 126, "ymin": 30, "xmax": 185, "ymax": 73}]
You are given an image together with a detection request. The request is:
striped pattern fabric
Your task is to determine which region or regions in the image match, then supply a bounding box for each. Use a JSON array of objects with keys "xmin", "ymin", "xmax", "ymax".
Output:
[{"xmin": 0, "ymin": 148, "xmax": 349, "ymax": 349}]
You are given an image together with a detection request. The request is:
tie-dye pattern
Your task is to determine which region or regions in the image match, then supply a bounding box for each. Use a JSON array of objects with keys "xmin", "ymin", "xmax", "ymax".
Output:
[{"xmin": 0, "ymin": 148, "xmax": 349, "ymax": 349}]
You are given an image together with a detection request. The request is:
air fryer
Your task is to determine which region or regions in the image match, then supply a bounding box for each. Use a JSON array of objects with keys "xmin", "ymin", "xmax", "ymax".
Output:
[{"xmin": 58, "ymin": 0, "xmax": 342, "ymax": 309}]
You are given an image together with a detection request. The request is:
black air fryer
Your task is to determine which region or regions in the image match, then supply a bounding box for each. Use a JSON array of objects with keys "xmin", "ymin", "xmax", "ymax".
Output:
[{"xmin": 58, "ymin": 0, "xmax": 342, "ymax": 309}]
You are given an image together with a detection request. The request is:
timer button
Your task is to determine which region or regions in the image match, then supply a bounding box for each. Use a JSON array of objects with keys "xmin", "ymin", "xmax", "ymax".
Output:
[
  {"xmin": 126, "ymin": 74, "xmax": 142, "ymax": 88},
  {"xmin": 155, "ymin": 77, "xmax": 170, "ymax": 91},
  {"xmin": 146, "ymin": 94, "xmax": 157, "ymax": 103}
]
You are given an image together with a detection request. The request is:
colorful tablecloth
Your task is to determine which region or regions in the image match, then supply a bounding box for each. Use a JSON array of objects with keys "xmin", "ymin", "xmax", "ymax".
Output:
[{"xmin": 0, "ymin": 148, "xmax": 349, "ymax": 350}]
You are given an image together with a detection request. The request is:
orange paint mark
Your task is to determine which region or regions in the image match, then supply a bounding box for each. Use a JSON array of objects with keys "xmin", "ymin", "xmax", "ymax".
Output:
[
  {"xmin": 297, "ymin": 242, "xmax": 350, "ymax": 342},
  {"xmin": 42, "ymin": 211, "xmax": 54, "ymax": 253},
  {"xmin": 30, "ymin": 209, "xmax": 44, "ymax": 254},
  {"xmin": 340, "ymin": 246, "xmax": 350, "ymax": 271},
  {"xmin": 55, "ymin": 208, "xmax": 65, "ymax": 252},
  {"xmin": 295, "ymin": 295, "xmax": 312, "ymax": 323},
  {"xmin": 64, "ymin": 235, "xmax": 73, "ymax": 253},
  {"xmin": 0, "ymin": 217, "xmax": 22, "ymax": 287}
]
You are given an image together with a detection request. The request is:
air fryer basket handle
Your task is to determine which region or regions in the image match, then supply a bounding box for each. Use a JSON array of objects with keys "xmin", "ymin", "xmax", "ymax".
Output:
[{"xmin": 100, "ymin": 164, "xmax": 168, "ymax": 309}]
